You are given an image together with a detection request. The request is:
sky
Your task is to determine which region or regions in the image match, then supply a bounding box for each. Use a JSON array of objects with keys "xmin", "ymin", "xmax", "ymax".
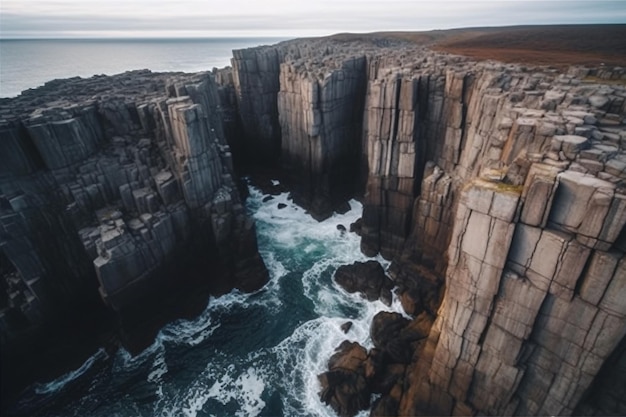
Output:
[{"xmin": 1, "ymin": 0, "xmax": 625, "ymax": 39}]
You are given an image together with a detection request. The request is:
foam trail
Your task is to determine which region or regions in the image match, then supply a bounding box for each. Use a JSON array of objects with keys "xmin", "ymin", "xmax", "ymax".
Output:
[
  {"xmin": 34, "ymin": 348, "xmax": 109, "ymax": 395},
  {"xmin": 21, "ymin": 184, "xmax": 402, "ymax": 417}
]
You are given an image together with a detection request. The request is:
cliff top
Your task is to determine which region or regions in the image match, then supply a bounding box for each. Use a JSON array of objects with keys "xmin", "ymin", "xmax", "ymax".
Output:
[{"xmin": 326, "ymin": 25, "xmax": 626, "ymax": 68}]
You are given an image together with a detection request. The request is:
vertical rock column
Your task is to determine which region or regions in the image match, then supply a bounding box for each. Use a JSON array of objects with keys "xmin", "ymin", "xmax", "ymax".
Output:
[
  {"xmin": 401, "ymin": 170, "xmax": 626, "ymax": 416},
  {"xmin": 231, "ymin": 46, "xmax": 283, "ymax": 165},
  {"xmin": 278, "ymin": 56, "xmax": 367, "ymax": 219},
  {"xmin": 0, "ymin": 114, "xmax": 103, "ymax": 324},
  {"xmin": 360, "ymin": 71, "xmax": 422, "ymax": 258}
]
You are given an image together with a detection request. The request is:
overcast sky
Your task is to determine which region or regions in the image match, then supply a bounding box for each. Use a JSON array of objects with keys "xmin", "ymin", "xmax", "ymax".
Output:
[{"xmin": 1, "ymin": 0, "xmax": 625, "ymax": 38}]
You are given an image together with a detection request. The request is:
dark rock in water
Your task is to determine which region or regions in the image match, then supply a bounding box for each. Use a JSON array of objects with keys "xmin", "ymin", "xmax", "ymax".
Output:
[
  {"xmin": 370, "ymin": 312, "xmax": 413, "ymax": 364},
  {"xmin": 262, "ymin": 195, "xmax": 274, "ymax": 203},
  {"xmin": 334, "ymin": 261, "xmax": 393, "ymax": 305},
  {"xmin": 327, "ymin": 341, "xmax": 368, "ymax": 372},
  {"xmin": 369, "ymin": 311, "xmax": 432, "ymax": 366},
  {"xmin": 318, "ymin": 370, "xmax": 369, "ymax": 417},
  {"xmin": 335, "ymin": 201, "xmax": 352, "ymax": 215},
  {"xmin": 341, "ymin": 321, "xmax": 353, "ymax": 333},
  {"xmin": 277, "ymin": 203, "xmax": 287, "ymax": 209},
  {"xmin": 349, "ymin": 218, "xmax": 362, "ymax": 236},
  {"xmin": 337, "ymin": 224, "xmax": 347, "ymax": 235},
  {"xmin": 318, "ymin": 341, "xmax": 371, "ymax": 417},
  {"xmin": 399, "ymin": 288, "xmax": 424, "ymax": 317}
]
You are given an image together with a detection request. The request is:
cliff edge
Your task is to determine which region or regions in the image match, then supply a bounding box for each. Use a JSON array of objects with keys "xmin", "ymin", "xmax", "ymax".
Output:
[
  {"xmin": 0, "ymin": 70, "xmax": 269, "ymax": 400},
  {"xmin": 226, "ymin": 27, "xmax": 626, "ymax": 416},
  {"xmin": 1, "ymin": 25, "xmax": 625, "ymax": 416}
]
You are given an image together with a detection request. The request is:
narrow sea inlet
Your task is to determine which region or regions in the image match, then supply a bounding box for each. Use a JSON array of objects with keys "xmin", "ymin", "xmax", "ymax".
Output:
[{"xmin": 13, "ymin": 184, "xmax": 402, "ymax": 417}]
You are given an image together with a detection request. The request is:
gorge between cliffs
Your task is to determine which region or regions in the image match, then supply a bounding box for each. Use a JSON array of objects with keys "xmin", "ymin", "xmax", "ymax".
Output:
[{"xmin": 1, "ymin": 32, "xmax": 626, "ymax": 416}]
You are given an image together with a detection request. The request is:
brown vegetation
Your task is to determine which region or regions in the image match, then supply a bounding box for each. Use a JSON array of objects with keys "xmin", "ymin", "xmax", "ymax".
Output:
[
  {"xmin": 328, "ymin": 25, "xmax": 626, "ymax": 68},
  {"xmin": 432, "ymin": 25, "xmax": 626, "ymax": 67}
]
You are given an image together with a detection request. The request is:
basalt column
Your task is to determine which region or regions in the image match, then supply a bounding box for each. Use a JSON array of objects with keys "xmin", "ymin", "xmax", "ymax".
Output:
[
  {"xmin": 231, "ymin": 46, "xmax": 283, "ymax": 166},
  {"xmin": 278, "ymin": 55, "xmax": 367, "ymax": 219},
  {"xmin": 360, "ymin": 69, "xmax": 425, "ymax": 258}
]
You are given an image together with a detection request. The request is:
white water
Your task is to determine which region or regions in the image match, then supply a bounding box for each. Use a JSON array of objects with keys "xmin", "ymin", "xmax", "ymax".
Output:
[{"xmin": 18, "ymin": 184, "xmax": 402, "ymax": 416}]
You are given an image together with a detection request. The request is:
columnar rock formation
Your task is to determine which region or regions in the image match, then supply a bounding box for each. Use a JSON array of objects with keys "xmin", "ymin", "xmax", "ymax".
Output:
[
  {"xmin": 2, "ymin": 32, "xmax": 625, "ymax": 417},
  {"xmin": 230, "ymin": 35, "xmax": 626, "ymax": 416},
  {"xmin": 278, "ymin": 55, "xmax": 367, "ymax": 217},
  {"xmin": 0, "ymin": 70, "xmax": 268, "ymax": 342}
]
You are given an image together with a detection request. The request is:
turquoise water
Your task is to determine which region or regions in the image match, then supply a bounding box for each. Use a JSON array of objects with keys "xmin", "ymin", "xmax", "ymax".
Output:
[
  {"xmin": 12, "ymin": 185, "xmax": 403, "ymax": 416},
  {"xmin": 0, "ymin": 38, "xmax": 287, "ymax": 98}
]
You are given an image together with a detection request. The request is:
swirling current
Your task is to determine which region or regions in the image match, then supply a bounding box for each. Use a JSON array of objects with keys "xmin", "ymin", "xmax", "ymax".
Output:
[{"xmin": 15, "ymin": 184, "xmax": 406, "ymax": 416}]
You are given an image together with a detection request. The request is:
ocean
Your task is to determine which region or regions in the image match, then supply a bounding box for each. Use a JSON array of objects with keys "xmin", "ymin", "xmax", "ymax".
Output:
[
  {"xmin": 0, "ymin": 38, "xmax": 287, "ymax": 98},
  {"xmin": 10, "ymin": 186, "xmax": 397, "ymax": 416}
]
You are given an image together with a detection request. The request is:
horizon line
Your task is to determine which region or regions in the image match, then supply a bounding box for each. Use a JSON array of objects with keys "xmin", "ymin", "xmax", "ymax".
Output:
[{"xmin": 2, "ymin": 22, "xmax": 625, "ymax": 41}]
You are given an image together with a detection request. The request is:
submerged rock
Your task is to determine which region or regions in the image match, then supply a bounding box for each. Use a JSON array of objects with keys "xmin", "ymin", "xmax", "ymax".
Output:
[{"xmin": 340, "ymin": 321, "xmax": 353, "ymax": 334}]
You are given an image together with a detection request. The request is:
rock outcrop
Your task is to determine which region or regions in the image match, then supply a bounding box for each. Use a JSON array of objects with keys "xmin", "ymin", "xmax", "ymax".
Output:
[
  {"xmin": 230, "ymin": 37, "xmax": 411, "ymax": 219},
  {"xmin": 3, "ymin": 32, "xmax": 626, "ymax": 417},
  {"xmin": 0, "ymin": 70, "xmax": 268, "ymax": 343},
  {"xmin": 227, "ymin": 36, "xmax": 626, "ymax": 416},
  {"xmin": 278, "ymin": 55, "xmax": 367, "ymax": 218},
  {"xmin": 334, "ymin": 260, "xmax": 393, "ymax": 305}
]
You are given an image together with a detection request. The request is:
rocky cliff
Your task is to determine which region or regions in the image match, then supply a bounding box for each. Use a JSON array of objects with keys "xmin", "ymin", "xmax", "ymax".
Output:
[
  {"xmin": 230, "ymin": 35, "xmax": 626, "ymax": 416},
  {"xmin": 2, "ymin": 31, "xmax": 625, "ymax": 417},
  {"xmin": 0, "ymin": 70, "xmax": 268, "ymax": 347}
]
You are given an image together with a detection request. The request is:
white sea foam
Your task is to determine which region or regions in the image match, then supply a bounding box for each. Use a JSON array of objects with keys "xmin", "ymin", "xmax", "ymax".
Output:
[
  {"xmin": 233, "ymin": 368, "xmax": 267, "ymax": 417},
  {"xmin": 28, "ymin": 185, "xmax": 404, "ymax": 417},
  {"xmin": 248, "ymin": 185, "xmax": 405, "ymax": 416},
  {"xmin": 175, "ymin": 363, "xmax": 267, "ymax": 417},
  {"xmin": 34, "ymin": 348, "xmax": 109, "ymax": 395}
]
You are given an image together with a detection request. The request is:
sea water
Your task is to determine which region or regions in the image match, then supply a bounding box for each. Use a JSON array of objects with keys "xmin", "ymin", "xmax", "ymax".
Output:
[
  {"xmin": 11, "ymin": 184, "xmax": 404, "ymax": 416},
  {"xmin": 0, "ymin": 38, "xmax": 286, "ymax": 98}
]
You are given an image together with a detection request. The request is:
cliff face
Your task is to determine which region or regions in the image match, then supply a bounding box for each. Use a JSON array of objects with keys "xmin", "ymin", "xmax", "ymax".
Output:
[
  {"xmin": 0, "ymin": 70, "xmax": 268, "ymax": 343},
  {"xmin": 2, "ymin": 34, "xmax": 625, "ymax": 417},
  {"xmin": 277, "ymin": 55, "xmax": 367, "ymax": 217},
  {"xmin": 231, "ymin": 37, "xmax": 626, "ymax": 416}
]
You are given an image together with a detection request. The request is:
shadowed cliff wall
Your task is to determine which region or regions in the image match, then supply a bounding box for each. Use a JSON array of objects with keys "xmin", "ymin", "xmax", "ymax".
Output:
[{"xmin": 0, "ymin": 71, "xmax": 268, "ymax": 346}]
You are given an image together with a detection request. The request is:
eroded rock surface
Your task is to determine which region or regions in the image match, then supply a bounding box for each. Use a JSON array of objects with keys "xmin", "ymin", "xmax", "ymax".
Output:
[
  {"xmin": 0, "ymin": 70, "xmax": 268, "ymax": 335},
  {"xmin": 334, "ymin": 260, "xmax": 393, "ymax": 305},
  {"xmin": 246, "ymin": 35, "xmax": 626, "ymax": 417},
  {"xmin": 3, "ymin": 32, "xmax": 626, "ymax": 417}
]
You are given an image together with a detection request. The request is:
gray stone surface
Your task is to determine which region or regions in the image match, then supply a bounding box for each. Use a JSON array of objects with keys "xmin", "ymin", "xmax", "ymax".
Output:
[{"xmin": 0, "ymin": 70, "xmax": 268, "ymax": 324}]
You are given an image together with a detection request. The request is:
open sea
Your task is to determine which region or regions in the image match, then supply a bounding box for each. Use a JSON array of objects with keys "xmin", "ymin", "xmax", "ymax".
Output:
[
  {"xmin": 1, "ymin": 38, "xmax": 394, "ymax": 416},
  {"xmin": 0, "ymin": 38, "xmax": 287, "ymax": 98}
]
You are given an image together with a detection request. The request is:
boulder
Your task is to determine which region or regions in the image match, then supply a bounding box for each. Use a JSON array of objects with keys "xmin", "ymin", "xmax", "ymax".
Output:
[
  {"xmin": 334, "ymin": 261, "xmax": 394, "ymax": 305},
  {"xmin": 318, "ymin": 370, "xmax": 369, "ymax": 417},
  {"xmin": 370, "ymin": 312, "xmax": 413, "ymax": 363},
  {"xmin": 341, "ymin": 321, "xmax": 353, "ymax": 333},
  {"xmin": 318, "ymin": 341, "xmax": 371, "ymax": 417},
  {"xmin": 349, "ymin": 218, "xmax": 363, "ymax": 236}
]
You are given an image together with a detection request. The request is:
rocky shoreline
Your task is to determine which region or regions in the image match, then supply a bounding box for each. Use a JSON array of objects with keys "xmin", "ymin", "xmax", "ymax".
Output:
[{"xmin": 2, "ymin": 29, "xmax": 626, "ymax": 416}]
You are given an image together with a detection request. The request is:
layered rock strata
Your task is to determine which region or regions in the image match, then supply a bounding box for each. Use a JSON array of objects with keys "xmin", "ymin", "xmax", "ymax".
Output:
[{"xmin": 0, "ymin": 70, "xmax": 268, "ymax": 343}]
